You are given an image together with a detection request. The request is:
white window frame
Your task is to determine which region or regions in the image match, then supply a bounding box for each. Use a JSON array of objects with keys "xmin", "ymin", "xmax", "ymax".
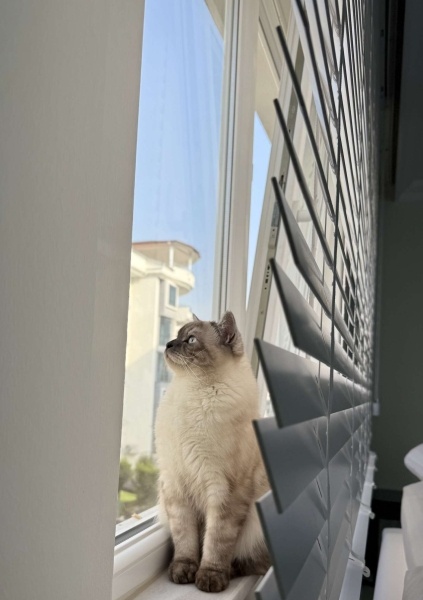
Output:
[
  {"xmin": 212, "ymin": 0, "xmax": 260, "ymax": 335},
  {"xmin": 113, "ymin": 521, "xmax": 170, "ymax": 600}
]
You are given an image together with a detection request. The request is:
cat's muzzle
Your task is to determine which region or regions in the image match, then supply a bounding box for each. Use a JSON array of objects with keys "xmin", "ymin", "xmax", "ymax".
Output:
[{"xmin": 164, "ymin": 347, "xmax": 184, "ymax": 366}]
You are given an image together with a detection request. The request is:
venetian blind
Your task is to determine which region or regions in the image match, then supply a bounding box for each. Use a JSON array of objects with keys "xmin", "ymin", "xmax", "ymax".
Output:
[{"xmin": 253, "ymin": 1, "xmax": 380, "ymax": 599}]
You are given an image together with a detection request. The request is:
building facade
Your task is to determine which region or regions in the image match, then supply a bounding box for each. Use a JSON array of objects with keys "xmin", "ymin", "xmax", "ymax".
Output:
[{"xmin": 120, "ymin": 241, "xmax": 199, "ymax": 461}]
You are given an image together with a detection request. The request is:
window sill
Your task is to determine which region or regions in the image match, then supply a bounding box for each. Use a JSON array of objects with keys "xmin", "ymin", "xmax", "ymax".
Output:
[
  {"xmin": 113, "ymin": 519, "xmax": 259, "ymax": 600},
  {"xmin": 129, "ymin": 572, "xmax": 259, "ymax": 600},
  {"xmin": 113, "ymin": 522, "xmax": 171, "ymax": 600}
]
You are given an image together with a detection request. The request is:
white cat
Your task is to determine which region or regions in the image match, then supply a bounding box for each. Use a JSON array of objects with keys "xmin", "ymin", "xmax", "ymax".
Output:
[{"xmin": 155, "ymin": 311, "xmax": 270, "ymax": 593}]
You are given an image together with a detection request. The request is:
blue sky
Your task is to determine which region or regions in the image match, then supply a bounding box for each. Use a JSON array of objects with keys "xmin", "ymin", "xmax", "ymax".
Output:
[{"xmin": 132, "ymin": 0, "xmax": 270, "ymax": 318}]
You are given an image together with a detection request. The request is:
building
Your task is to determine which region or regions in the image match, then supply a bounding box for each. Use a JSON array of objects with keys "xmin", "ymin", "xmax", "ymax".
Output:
[{"xmin": 120, "ymin": 241, "xmax": 200, "ymax": 460}]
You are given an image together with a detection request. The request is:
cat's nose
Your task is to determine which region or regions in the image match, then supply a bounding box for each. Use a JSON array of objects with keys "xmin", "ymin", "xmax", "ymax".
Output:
[{"xmin": 166, "ymin": 339, "xmax": 177, "ymax": 349}]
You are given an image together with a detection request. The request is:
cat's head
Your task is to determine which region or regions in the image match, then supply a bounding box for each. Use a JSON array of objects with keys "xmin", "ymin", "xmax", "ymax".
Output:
[{"xmin": 164, "ymin": 311, "xmax": 244, "ymax": 374}]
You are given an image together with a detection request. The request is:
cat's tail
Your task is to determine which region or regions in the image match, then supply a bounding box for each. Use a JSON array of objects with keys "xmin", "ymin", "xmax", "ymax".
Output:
[{"xmin": 230, "ymin": 546, "xmax": 271, "ymax": 578}]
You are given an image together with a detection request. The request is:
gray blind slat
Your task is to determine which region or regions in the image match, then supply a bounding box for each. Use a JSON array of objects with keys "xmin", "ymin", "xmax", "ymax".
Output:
[
  {"xmin": 271, "ymin": 259, "xmax": 366, "ymax": 385},
  {"xmin": 284, "ymin": 543, "xmax": 327, "ymax": 600},
  {"xmin": 277, "ymin": 4, "xmax": 369, "ymax": 325},
  {"xmin": 257, "ymin": 491, "xmax": 327, "ymax": 599},
  {"xmin": 272, "ymin": 96, "xmax": 333, "ymax": 269},
  {"xmin": 254, "ymin": 417, "xmax": 326, "ymax": 512},
  {"xmin": 255, "ymin": 340, "xmax": 326, "ymax": 426},
  {"xmin": 271, "ymin": 177, "xmax": 356, "ymax": 351},
  {"xmin": 327, "ymin": 406, "xmax": 366, "ymax": 462},
  {"xmin": 328, "ymin": 421, "xmax": 368, "ymax": 507},
  {"xmin": 256, "ymin": 414, "xmax": 363, "ymax": 509},
  {"xmin": 255, "ymin": 340, "xmax": 369, "ymax": 429},
  {"xmin": 275, "ymin": 24, "xmax": 335, "ymax": 220},
  {"xmin": 292, "ymin": 0, "xmax": 362, "ymax": 276},
  {"xmin": 328, "ymin": 446, "xmax": 351, "ymax": 504},
  {"xmin": 291, "ymin": 0, "xmax": 336, "ymax": 168},
  {"xmin": 329, "ymin": 481, "xmax": 352, "ymax": 561}
]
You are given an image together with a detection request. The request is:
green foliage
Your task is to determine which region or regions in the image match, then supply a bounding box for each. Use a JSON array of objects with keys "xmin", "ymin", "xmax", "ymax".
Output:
[
  {"xmin": 119, "ymin": 457, "xmax": 133, "ymax": 492},
  {"xmin": 117, "ymin": 455, "xmax": 159, "ymax": 521},
  {"xmin": 119, "ymin": 490, "xmax": 137, "ymax": 503},
  {"xmin": 133, "ymin": 456, "xmax": 159, "ymax": 512}
]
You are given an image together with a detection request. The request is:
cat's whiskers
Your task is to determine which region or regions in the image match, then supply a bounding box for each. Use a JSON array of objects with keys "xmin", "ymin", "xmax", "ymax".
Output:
[
  {"xmin": 171, "ymin": 350, "xmax": 208, "ymax": 373},
  {"xmin": 172, "ymin": 351, "xmax": 207, "ymax": 384},
  {"xmin": 172, "ymin": 352, "xmax": 236, "ymax": 392},
  {"xmin": 177, "ymin": 353, "xmax": 210, "ymax": 376}
]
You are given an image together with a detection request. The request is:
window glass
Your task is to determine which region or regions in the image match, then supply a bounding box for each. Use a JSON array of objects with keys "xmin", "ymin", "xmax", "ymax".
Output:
[
  {"xmin": 117, "ymin": 0, "xmax": 226, "ymax": 524},
  {"xmin": 159, "ymin": 316, "xmax": 172, "ymax": 346},
  {"xmin": 168, "ymin": 285, "xmax": 177, "ymax": 307}
]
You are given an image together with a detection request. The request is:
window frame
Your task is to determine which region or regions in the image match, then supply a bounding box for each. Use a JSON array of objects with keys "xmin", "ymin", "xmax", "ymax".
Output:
[
  {"xmin": 113, "ymin": 521, "xmax": 170, "ymax": 600},
  {"xmin": 113, "ymin": 2, "xmax": 300, "ymax": 598},
  {"xmin": 212, "ymin": 0, "xmax": 260, "ymax": 332}
]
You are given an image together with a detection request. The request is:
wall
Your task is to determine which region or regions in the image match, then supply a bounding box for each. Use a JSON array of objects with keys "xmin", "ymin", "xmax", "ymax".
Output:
[
  {"xmin": 373, "ymin": 200, "xmax": 423, "ymax": 489},
  {"xmin": 0, "ymin": 1, "xmax": 144, "ymax": 598}
]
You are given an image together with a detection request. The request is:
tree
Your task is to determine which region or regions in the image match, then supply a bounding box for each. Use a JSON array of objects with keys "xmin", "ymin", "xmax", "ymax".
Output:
[
  {"xmin": 118, "ymin": 457, "xmax": 133, "ymax": 492},
  {"xmin": 133, "ymin": 456, "xmax": 159, "ymax": 512}
]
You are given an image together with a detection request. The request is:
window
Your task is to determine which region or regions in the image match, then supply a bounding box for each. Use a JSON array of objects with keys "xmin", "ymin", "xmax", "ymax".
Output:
[
  {"xmin": 117, "ymin": 0, "xmax": 228, "ymax": 528},
  {"xmin": 168, "ymin": 285, "xmax": 177, "ymax": 307},
  {"xmin": 115, "ymin": 0, "xmax": 378, "ymax": 596},
  {"xmin": 115, "ymin": 2, "xmax": 298, "ymax": 591},
  {"xmin": 159, "ymin": 316, "xmax": 172, "ymax": 346}
]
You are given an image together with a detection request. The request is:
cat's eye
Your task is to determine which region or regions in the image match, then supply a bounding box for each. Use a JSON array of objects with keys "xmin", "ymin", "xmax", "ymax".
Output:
[{"xmin": 187, "ymin": 336, "xmax": 197, "ymax": 344}]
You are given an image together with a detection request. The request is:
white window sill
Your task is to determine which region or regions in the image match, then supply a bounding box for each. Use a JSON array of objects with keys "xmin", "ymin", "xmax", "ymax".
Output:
[
  {"xmin": 113, "ymin": 517, "xmax": 259, "ymax": 600},
  {"xmin": 113, "ymin": 522, "xmax": 171, "ymax": 600},
  {"xmin": 130, "ymin": 573, "xmax": 259, "ymax": 600}
]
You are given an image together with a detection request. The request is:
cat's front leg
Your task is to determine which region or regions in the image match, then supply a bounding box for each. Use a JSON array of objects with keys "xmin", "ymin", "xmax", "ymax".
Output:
[
  {"xmin": 196, "ymin": 496, "xmax": 249, "ymax": 593},
  {"xmin": 164, "ymin": 495, "xmax": 200, "ymax": 584}
]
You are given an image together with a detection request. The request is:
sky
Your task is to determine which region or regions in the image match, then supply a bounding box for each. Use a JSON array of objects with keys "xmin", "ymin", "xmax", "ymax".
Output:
[{"xmin": 132, "ymin": 0, "xmax": 271, "ymax": 318}]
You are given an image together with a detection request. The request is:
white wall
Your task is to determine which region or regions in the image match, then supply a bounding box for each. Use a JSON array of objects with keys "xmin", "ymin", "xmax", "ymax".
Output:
[{"xmin": 0, "ymin": 1, "xmax": 144, "ymax": 598}]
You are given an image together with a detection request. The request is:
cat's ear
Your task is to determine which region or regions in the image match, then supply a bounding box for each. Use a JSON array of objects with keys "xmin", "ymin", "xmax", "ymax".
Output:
[
  {"xmin": 192, "ymin": 314, "xmax": 200, "ymax": 322},
  {"xmin": 218, "ymin": 311, "xmax": 244, "ymax": 356}
]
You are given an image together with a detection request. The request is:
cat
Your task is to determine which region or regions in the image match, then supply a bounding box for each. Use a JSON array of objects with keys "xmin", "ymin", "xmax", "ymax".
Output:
[{"xmin": 154, "ymin": 311, "xmax": 270, "ymax": 593}]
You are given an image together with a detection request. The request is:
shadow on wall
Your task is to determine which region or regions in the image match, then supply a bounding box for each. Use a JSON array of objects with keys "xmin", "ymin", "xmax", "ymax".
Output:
[{"xmin": 373, "ymin": 200, "xmax": 423, "ymax": 490}]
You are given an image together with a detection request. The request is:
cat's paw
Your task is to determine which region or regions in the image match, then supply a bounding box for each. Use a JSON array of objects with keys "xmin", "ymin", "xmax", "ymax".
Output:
[
  {"xmin": 195, "ymin": 567, "xmax": 230, "ymax": 593},
  {"xmin": 168, "ymin": 558, "xmax": 198, "ymax": 584}
]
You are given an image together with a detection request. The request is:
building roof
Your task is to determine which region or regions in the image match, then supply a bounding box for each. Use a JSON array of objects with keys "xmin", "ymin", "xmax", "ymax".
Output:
[{"xmin": 132, "ymin": 241, "xmax": 200, "ymax": 267}]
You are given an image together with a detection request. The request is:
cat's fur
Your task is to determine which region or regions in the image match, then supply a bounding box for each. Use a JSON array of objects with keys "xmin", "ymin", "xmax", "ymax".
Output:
[{"xmin": 155, "ymin": 311, "xmax": 270, "ymax": 593}]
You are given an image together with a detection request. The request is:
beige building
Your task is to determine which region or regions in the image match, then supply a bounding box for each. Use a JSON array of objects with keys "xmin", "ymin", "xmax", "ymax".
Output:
[{"xmin": 120, "ymin": 241, "xmax": 199, "ymax": 460}]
